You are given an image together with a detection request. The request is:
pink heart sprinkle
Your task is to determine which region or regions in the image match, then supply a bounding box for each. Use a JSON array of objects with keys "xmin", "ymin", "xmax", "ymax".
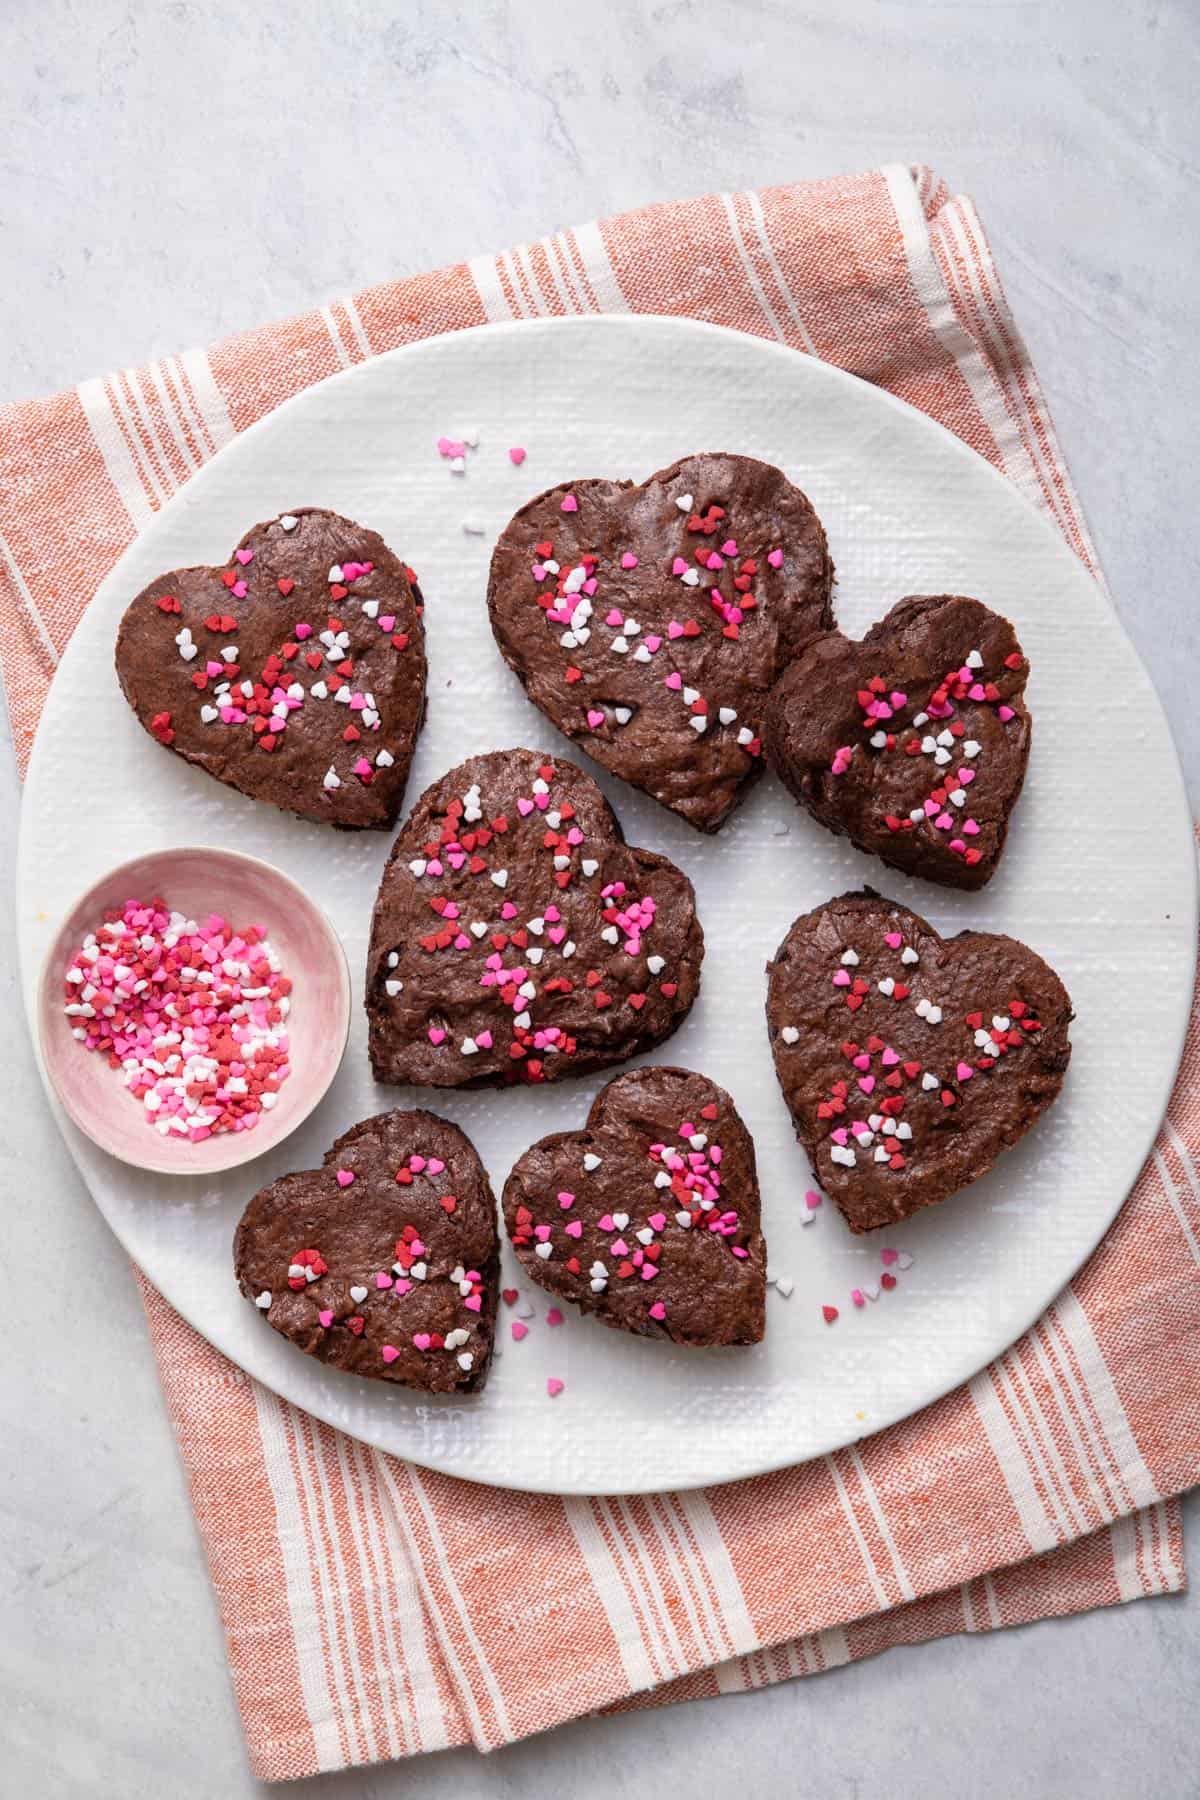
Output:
[
  {"xmin": 998, "ymin": 705, "xmax": 1015, "ymax": 722},
  {"xmin": 832, "ymin": 970, "xmax": 851, "ymax": 988},
  {"xmin": 648, "ymin": 1302, "xmax": 667, "ymax": 1321},
  {"xmin": 621, "ymin": 552, "xmax": 638, "ymax": 569},
  {"xmin": 641, "ymin": 1264, "xmax": 659, "ymax": 1281},
  {"xmin": 959, "ymin": 767, "xmax": 976, "ymax": 784},
  {"xmin": 318, "ymin": 1310, "xmax": 333, "ymax": 1328},
  {"xmin": 767, "ymin": 547, "xmax": 784, "ymax": 568},
  {"xmin": 546, "ymin": 1378, "xmax": 565, "ymax": 1397},
  {"xmin": 720, "ymin": 539, "xmax": 738, "ymax": 556},
  {"xmin": 475, "ymin": 1030, "xmax": 493, "ymax": 1049},
  {"xmin": 335, "ymin": 1168, "xmax": 355, "ymax": 1187},
  {"xmin": 644, "ymin": 634, "xmax": 662, "ymax": 652},
  {"xmin": 885, "ymin": 931, "xmax": 903, "ymax": 948},
  {"xmin": 587, "ymin": 709, "xmax": 605, "ymax": 729},
  {"xmin": 648, "ymin": 1212, "xmax": 666, "ymax": 1231},
  {"xmin": 831, "ymin": 1128, "xmax": 849, "ymax": 1146},
  {"xmin": 295, "ymin": 622, "xmax": 312, "ymax": 640},
  {"xmin": 671, "ymin": 557, "xmax": 688, "ymax": 576},
  {"xmin": 858, "ymin": 1075, "xmax": 876, "ymax": 1094},
  {"xmin": 805, "ymin": 1190, "xmax": 822, "ymax": 1210},
  {"xmin": 232, "ymin": 580, "xmax": 247, "ymax": 599},
  {"xmin": 598, "ymin": 1214, "xmax": 615, "ymax": 1231},
  {"xmin": 512, "ymin": 1320, "xmax": 529, "ymax": 1341},
  {"xmin": 881, "ymin": 1047, "xmax": 900, "ymax": 1067},
  {"xmin": 376, "ymin": 1272, "xmax": 393, "ymax": 1289},
  {"xmin": 501, "ymin": 901, "xmax": 518, "ymax": 919},
  {"xmin": 381, "ymin": 1345, "xmax": 400, "ymax": 1364},
  {"xmin": 464, "ymin": 1294, "xmax": 483, "ymax": 1312},
  {"xmin": 547, "ymin": 1308, "xmax": 564, "ymax": 1326},
  {"xmin": 534, "ymin": 1224, "xmax": 552, "ymax": 1241},
  {"xmin": 378, "ymin": 614, "xmax": 396, "ymax": 633},
  {"xmin": 234, "ymin": 547, "xmax": 253, "ymax": 565},
  {"xmin": 428, "ymin": 1027, "xmax": 446, "ymax": 1045},
  {"xmin": 560, "ymin": 494, "xmax": 578, "ymax": 513},
  {"xmin": 558, "ymin": 1191, "xmax": 575, "ymax": 1208},
  {"xmin": 604, "ymin": 608, "xmax": 624, "ymax": 627},
  {"xmin": 517, "ymin": 796, "xmax": 534, "ymax": 815},
  {"xmin": 853, "ymin": 1052, "xmax": 870, "ymax": 1071},
  {"xmin": 412, "ymin": 1333, "xmax": 431, "ymax": 1351},
  {"xmin": 962, "ymin": 818, "xmax": 981, "ymax": 836},
  {"xmin": 509, "ymin": 446, "xmax": 527, "ymax": 465},
  {"xmin": 667, "ymin": 620, "xmax": 684, "ymax": 638},
  {"xmin": 956, "ymin": 1061, "xmax": 974, "ymax": 1082},
  {"xmin": 665, "ymin": 671, "xmax": 682, "ymax": 691},
  {"xmin": 880, "ymin": 1248, "xmax": 899, "ymax": 1265},
  {"xmin": 564, "ymin": 1220, "xmax": 583, "ymax": 1239}
]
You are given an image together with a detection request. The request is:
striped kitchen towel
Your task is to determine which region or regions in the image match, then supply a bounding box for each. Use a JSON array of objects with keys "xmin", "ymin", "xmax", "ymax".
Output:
[{"xmin": 4, "ymin": 165, "xmax": 1198, "ymax": 1783}]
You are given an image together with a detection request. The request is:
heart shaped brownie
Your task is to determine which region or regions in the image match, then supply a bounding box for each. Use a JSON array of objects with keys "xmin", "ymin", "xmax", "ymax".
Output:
[
  {"xmin": 503, "ymin": 1066, "xmax": 766, "ymax": 1345},
  {"xmin": 766, "ymin": 891, "xmax": 1071, "ymax": 1232},
  {"xmin": 234, "ymin": 1108, "xmax": 498, "ymax": 1392},
  {"xmin": 763, "ymin": 595, "xmax": 1031, "ymax": 888},
  {"xmin": 115, "ymin": 507, "xmax": 426, "ymax": 829},
  {"xmin": 367, "ymin": 749, "xmax": 704, "ymax": 1088},
  {"xmin": 487, "ymin": 454, "xmax": 833, "ymax": 832}
]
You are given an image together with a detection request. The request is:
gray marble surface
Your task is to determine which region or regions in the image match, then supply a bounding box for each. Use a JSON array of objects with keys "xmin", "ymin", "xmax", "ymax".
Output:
[{"xmin": 2, "ymin": 2, "xmax": 1198, "ymax": 1795}]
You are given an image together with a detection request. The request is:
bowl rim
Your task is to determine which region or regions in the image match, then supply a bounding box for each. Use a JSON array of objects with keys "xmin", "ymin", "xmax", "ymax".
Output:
[{"xmin": 36, "ymin": 842, "xmax": 352, "ymax": 1176}]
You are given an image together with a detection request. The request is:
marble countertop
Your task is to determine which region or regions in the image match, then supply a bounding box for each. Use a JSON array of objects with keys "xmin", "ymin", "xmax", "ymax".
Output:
[{"xmin": 2, "ymin": 2, "xmax": 1197, "ymax": 1795}]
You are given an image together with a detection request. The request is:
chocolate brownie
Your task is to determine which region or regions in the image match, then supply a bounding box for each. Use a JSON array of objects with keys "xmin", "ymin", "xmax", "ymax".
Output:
[
  {"xmin": 487, "ymin": 453, "xmax": 833, "ymax": 832},
  {"xmin": 763, "ymin": 595, "xmax": 1031, "ymax": 889},
  {"xmin": 366, "ymin": 749, "xmax": 703, "ymax": 1088},
  {"xmin": 503, "ymin": 1066, "xmax": 766, "ymax": 1345},
  {"xmin": 115, "ymin": 506, "xmax": 426, "ymax": 828},
  {"xmin": 766, "ymin": 890, "xmax": 1071, "ymax": 1232},
  {"xmin": 234, "ymin": 1108, "xmax": 498, "ymax": 1392}
]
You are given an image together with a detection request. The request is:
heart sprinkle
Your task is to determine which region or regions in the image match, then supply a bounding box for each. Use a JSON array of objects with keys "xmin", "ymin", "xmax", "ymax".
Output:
[{"xmin": 62, "ymin": 897, "xmax": 293, "ymax": 1142}]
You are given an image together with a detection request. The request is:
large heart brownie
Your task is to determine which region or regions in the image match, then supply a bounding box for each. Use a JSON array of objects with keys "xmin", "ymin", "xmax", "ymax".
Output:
[
  {"xmin": 367, "ymin": 749, "xmax": 704, "ymax": 1087},
  {"xmin": 115, "ymin": 506, "xmax": 426, "ymax": 828},
  {"xmin": 503, "ymin": 1066, "xmax": 766, "ymax": 1345},
  {"xmin": 234, "ymin": 1108, "xmax": 498, "ymax": 1392},
  {"xmin": 764, "ymin": 595, "xmax": 1031, "ymax": 888},
  {"xmin": 487, "ymin": 453, "xmax": 833, "ymax": 832},
  {"xmin": 766, "ymin": 891, "xmax": 1071, "ymax": 1232}
]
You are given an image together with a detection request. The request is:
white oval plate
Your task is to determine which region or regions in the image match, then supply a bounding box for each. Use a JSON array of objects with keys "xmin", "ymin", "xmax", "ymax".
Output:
[{"xmin": 18, "ymin": 316, "xmax": 1195, "ymax": 1494}]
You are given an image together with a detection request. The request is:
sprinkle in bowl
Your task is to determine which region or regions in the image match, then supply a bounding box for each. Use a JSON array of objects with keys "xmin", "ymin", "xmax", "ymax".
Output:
[{"xmin": 37, "ymin": 846, "xmax": 351, "ymax": 1176}]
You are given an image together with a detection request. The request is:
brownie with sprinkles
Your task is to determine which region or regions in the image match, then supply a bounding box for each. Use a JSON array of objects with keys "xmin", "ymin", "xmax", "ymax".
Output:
[
  {"xmin": 487, "ymin": 453, "xmax": 834, "ymax": 833},
  {"xmin": 503, "ymin": 1066, "xmax": 767, "ymax": 1345},
  {"xmin": 115, "ymin": 506, "xmax": 426, "ymax": 829},
  {"xmin": 766, "ymin": 890, "xmax": 1072, "ymax": 1233},
  {"xmin": 234, "ymin": 1108, "xmax": 498, "ymax": 1393},
  {"xmin": 763, "ymin": 594, "xmax": 1031, "ymax": 889},
  {"xmin": 366, "ymin": 748, "xmax": 704, "ymax": 1088}
]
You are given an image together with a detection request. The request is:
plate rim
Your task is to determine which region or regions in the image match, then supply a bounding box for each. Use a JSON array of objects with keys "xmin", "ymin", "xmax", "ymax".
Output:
[{"xmin": 17, "ymin": 312, "xmax": 1198, "ymax": 1493}]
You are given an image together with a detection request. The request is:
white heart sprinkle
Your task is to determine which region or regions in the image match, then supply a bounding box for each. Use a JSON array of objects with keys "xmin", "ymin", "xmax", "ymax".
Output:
[
  {"xmin": 647, "ymin": 955, "xmax": 665, "ymax": 975},
  {"xmin": 490, "ymin": 869, "xmax": 508, "ymax": 888},
  {"xmin": 781, "ymin": 1026, "xmax": 800, "ymax": 1045},
  {"xmin": 675, "ymin": 492, "xmax": 694, "ymax": 511},
  {"xmin": 719, "ymin": 706, "xmax": 737, "ymax": 725},
  {"xmin": 323, "ymin": 768, "xmax": 341, "ymax": 790},
  {"xmin": 535, "ymin": 1242, "xmax": 553, "ymax": 1260},
  {"xmin": 841, "ymin": 949, "xmax": 859, "ymax": 966},
  {"xmin": 460, "ymin": 1037, "xmax": 478, "ymax": 1055},
  {"xmin": 583, "ymin": 1153, "xmax": 601, "ymax": 1171},
  {"xmin": 279, "ymin": 514, "xmax": 299, "ymax": 531},
  {"xmin": 255, "ymin": 1291, "xmax": 272, "ymax": 1310},
  {"xmin": 922, "ymin": 1072, "xmax": 939, "ymax": 1090}
]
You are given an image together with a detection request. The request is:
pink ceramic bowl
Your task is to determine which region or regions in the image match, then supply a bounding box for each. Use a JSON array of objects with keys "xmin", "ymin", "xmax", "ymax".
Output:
[{"xmin": 37, "ymin": 846, "xmax": 351, "ymax": 1176}]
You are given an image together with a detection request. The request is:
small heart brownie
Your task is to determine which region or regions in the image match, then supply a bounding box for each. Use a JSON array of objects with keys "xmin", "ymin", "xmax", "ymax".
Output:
[
  {"xmin": 234, "ymin": 1108, "xmax": 498, "ymax": 1392},
  {"xmin": 115, "ymin": 506, "xmax": 426, "ymax": 828},
  {"xmin": 766, "ymin": 891, "xmax": 1071, "ymax": 1232},
  {"xmin": 487, "ymin": 453, "xmax": 833, "ymax": 832},
  {"xmin": 503, "ymin": 1066, "xmax": 766, "ymax": 1345},
  {"xmin": 764, "ymin": 595, "xmax": 1031, "ymax": 888},
  {"xmin": 366, "ymin": 749, "xmax": 703, "ymax": 1088}
]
